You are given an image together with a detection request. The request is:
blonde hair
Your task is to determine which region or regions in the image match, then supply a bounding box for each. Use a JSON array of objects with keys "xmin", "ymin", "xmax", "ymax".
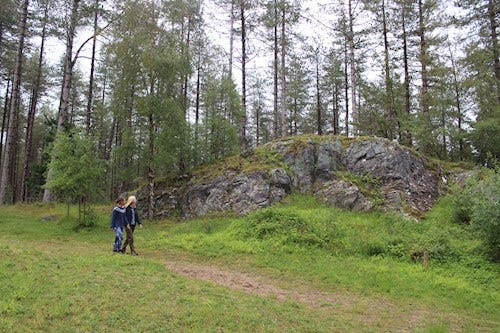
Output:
[{"xmin": 125, "ymin": 195, "xmax": 137, "ymax": 207}]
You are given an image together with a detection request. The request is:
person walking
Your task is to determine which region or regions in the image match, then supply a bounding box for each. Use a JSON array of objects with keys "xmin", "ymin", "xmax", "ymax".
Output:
[
  {"xmin": 110, "ymin": 197, "xmax": 127, "ymax": 253},
  {"xmin": 121, "ymin": 195, "xmax": 142, "ymax": 255}
]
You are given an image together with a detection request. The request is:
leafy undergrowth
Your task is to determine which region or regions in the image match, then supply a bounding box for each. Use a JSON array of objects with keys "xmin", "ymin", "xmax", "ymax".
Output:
[{"xmin": 1, "ymin": 196, "xmax": 499, "ymax": 332}]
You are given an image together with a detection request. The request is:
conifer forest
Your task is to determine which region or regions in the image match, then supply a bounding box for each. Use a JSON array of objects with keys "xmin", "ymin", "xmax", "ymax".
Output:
[{"xmin": 0, "ymin": 0, "xmax": 498, "ymax": 205}]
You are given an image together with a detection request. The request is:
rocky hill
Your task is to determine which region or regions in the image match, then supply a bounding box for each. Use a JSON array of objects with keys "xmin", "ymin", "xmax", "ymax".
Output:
[{"xmin": 145, "ymin": 136, "xmax": 446, "ymax": 219}]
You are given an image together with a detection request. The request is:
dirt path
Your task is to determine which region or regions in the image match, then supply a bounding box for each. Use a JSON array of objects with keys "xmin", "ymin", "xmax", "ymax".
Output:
[
  {"xmin": 162, "ymin": 259, "xmax": 470, "ymax": 333},
  {"xmin": 12, "ymin": 239, "xmax": 491, "ymax": 332}
]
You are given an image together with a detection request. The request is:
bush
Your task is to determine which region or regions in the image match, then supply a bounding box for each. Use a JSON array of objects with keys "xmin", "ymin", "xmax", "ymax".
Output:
[
  {"xmin": 452, "ymin": 189, "xmax": 474, "ymax": 224},
  {"xmin": 74, "ymin": 207, "xmax": 99, "ymax": 230},
  {"xmin": 452, "ymin": 168, "xmax": 500, "ymax": 262},
  {"xmin": 469, "ymin": 176, "xmax": 500, "ymax": 262},
  {"xmin": 241, "ymin": 209, "xmax": 336, "ymax": 248}
]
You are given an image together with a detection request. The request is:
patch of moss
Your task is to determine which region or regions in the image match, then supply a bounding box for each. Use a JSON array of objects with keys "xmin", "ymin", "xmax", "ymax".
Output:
[
  {"xmin": 436, "ymin": 160, "xmax": 474, "ymax": 174},
  {"xmin": 189, "ymin": 149, "xmax": 289, "ymax": 185},
  {"xmin": 337, "ymin": 171, "xmax": 384, "ymax": 207}
]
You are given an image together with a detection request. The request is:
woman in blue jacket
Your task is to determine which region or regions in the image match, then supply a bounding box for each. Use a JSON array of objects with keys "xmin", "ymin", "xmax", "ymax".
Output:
[
  {"xmin": 121, "ymin": 195, "xmax": 142, "ymax": 255},
  {"xmin": 110, "ymin": 197, "xmax": 126, "ymax": 253}
]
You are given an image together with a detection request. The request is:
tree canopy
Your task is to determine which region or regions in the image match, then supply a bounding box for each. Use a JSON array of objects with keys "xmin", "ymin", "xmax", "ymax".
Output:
[{"xmin": 0, "ymin": 0, "xmax": 498, "ymax": 205}]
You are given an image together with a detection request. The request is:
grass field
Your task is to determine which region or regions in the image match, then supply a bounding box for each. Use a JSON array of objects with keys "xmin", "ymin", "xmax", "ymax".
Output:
[{"xmin": 1, "ymin": 195, "xmax": 499, "ymax": 332}]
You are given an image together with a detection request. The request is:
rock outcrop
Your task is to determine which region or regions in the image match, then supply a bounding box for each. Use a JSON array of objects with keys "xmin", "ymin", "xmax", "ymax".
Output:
[{"xmin": 143, "ymin": 136, "xmax": 442, "ymax": 219}]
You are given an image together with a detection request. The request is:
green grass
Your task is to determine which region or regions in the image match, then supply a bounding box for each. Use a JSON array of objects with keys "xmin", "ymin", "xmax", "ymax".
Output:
[{"xmin": 1, "ymin": 196, "xmax": 499, "ymax": 332}]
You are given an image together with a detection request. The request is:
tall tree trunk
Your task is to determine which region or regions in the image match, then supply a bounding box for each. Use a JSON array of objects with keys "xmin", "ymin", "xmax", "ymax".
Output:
[
  {"xmin": 333, "ymin": 81, "xmax": 339, "ymax": 135},
  {"xmin": 293, "ymin": 97, "xmax": 297, "ymax": 135},
  {"xmin": 11, "ymin": 117, "xmax": 20, "ymax": 203},
  {"xmin": 418, "ymin": 0, "xmax": 429, "ymax": 114},
  {"xmin": 280, "ymin": 5, "xmax": 287, "ymax": 137},
  {"xmin": 316, "ymin": 56, "xmax": 322, "ymax": 135},
  {"xmin": 0, "ymin": 22, "xmax": 3, "ymax": 158},
  {"xmin": 347, "ymin": 0, "xmax": 357, "ymax": 134},
  {"xmin": 0, "ymin": 22, "xmax": 3, "ymax": 53},
  {"xmin": 0, "ymin": 0, "xmax": 29, "ymax": 204},
  {"xmin": 401, "ymin": 0, "xmax": 412, "ymax": 146},
  {"xmin": 440, "ymin": 105, "xmax": 446, "ymax": 159},
  {"xmin": 1, "ymin": 78, "xmax": 11, "ymax": 168},
  {"xmin": 448, "ymin": 42, "xmax": 464, "ymax": 160},
  {"xmin": 43, "ymin": 0, "xmax": 81, "ymax": 202},
  {"xmin": 344, "ymin": 34, "xmax": 350, "ymax": 137},
  {"xmin": 182, "ymin": 13, "xmax": 192, "ymax": 120},
  {"xmin": 273, "ymin": 0, "xmax": 279, "ymax": 139},
  {"xmin": 488, "ymin": 0, "xmax": 500, "ymax": 104},
  {"xmin": 106, "ymin": 117, "xmax": 116, "ymax": 199},
  {"xmin": 240, "ymin": 1, "xmax": 247, "ymax": 148},
  {"xmin": 195, "ymin": 56, "xmax": 201, "ymax": 166},
  {"xmin": 147, "ymin": 111, "xmax": 155, "ymax": 220},
  {"xmin": 86, "ymin": 0, "xmax": 99, "ymax": 134},
  {"xmin": 229, "ymin": 0, "xmax": 235, "ymax": 79},
  {"xmin": 22, "ymin": 1, "xmax": 48, "ymax": 202},
  {"xmin": 57, "ymin": 0, "xmax": 80, "ymax": 133},
  {"xmin": 98, "ymin": 71, "xmax": 108, "ymax": 159},
  {"xmin": 382, "ymin": 0, "xmax": 394, "ymax": 139},
  {"xmin": 255, "ymin": 93, "xmax": 261, "ymax": 145}
]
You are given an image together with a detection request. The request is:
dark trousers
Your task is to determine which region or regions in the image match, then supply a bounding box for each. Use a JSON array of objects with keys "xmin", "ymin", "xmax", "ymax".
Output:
[{"xmin": 122, "ymin": 225, "xmax": 136, "ymax": 254}]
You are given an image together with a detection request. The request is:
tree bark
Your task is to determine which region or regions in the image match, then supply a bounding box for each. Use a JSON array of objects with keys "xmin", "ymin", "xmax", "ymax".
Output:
[
  {"xmin": 280, "ymin": 4, "xmax": 287, "ymax": 138},
  {"xmin": 344, "ymin": 33, "xmax": 350, "ymax": 137},
  {"xmin": 401, "ymin": 0, "xmax": 412, "ymax": 146},
  {"xmin": 0, "ymin": 22, "xmax": 3, "ymax": 53},
  {"xmin": 0, "ymin": 0, "xmax": 29, "ymax": 204},
  {"xmin": 418, "ymin": 0, "xmax": 429, "ymax": 114},
  {"xmin": 147, "ymin": 111, "xmax": 155, "ymax": 220},
  {"xmin": 229, "ymin": 0, "xmax": 235, "ymax": 79},
  {"xmin": 316, "ymin": 53, "xmax": 322, "ymax": 135},
  {"xmin": 1, "ymin": 78, "xmax": 11, "ymax": 168},
  {"xmin": 86, "ymin": 0, "xmax": 99, "ymax": 134},
  {"xmin": 382, "ymin": 0, "xmax": 394, "ymax": 139},
  {"xmin": 22, "ymin": 1, "xmax": 48, "ymax": 202},
  {"xmin": 195, "ymin": 54, "xmax": 201, "ymax": 165},
  {"xmin": 333, "ymin": 80, "xmax": 339, "ymax": 135},
  {"xmin": 240, "ymin": 1, "xmax": 247, "ymax": 148},
  {"xmin": 347, "ymin": 0, "xmax": 357, "ymax": 134},
  {"xmin": 255, "ymin": 84, "xmax": 262, "ymax": 144},
  {"xmin": 182, "ymin": 12, "xmax": 192, "ymax": 120},
  {"xmin": 273, "ymin": 0, "xmax": 279, "ymax": 139}
]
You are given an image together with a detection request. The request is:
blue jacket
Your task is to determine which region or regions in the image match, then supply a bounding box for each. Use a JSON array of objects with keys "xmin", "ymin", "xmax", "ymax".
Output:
[
  {"xmin": 110, "ymin": 206, "xmax": 126, "ymax": 228},
  {"xmin": 125, "ymin": 206, "xmax": 141, "ymax": 226}
]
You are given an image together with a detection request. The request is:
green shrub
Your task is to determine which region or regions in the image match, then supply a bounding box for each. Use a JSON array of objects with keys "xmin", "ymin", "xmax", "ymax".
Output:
[
  {"xmin": 364, "ymin": 241, "xmax": 386, "ymax": 256},
  {"xmin": 469, "ymin": 174, "xmax": 500, "ymax": 262},
  {"xmin": 241, "ymin": 209, "xmax": 336, "ymax": 247},
  {"xmin": 386, "ymin": 239, "xmax": 407, "ymax": 258},
  {"xmin": 452, "ymin": 189, "xmax": 474, "ymax": 224},
  {"xmin": 72, "ymin": 207, "xmax": 100, "ymax": 231},
  {"xmin": 452, "ymin": 168, "xmax": 500, "ymax": 262}
]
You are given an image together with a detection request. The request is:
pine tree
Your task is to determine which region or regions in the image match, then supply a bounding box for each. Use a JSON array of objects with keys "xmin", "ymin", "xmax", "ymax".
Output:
[
  {"xmin": 22, "ymin": 0, "xmax": 51, "ymax": 202},
  {"xmin": 0, "ymin": 0, "xmax": 29, "ymax": 204},
  {"xmin": 456, "ymin": 0, "xmax": 500, "ymax": 164}
]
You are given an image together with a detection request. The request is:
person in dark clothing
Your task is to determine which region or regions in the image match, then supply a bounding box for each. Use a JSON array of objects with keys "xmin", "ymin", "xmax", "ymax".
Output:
[
  {"xmin": 121, "ymin": 195, "xmax": 142, "ymax": 255},
  {"xmin": 110, "ymin": 197, "xmax": 126, "ymax": 253}
]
